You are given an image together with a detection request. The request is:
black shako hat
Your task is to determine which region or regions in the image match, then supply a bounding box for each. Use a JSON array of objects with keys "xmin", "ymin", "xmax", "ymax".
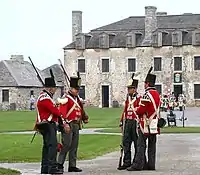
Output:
[
  {"xmin": 44, "ymin": 69, "xmax": 56, "ymax": 87},
  {"xmin": 70, "ymin": 72, "xmax": 81, "ymax": 89},
  {"xmin": 127, "ymin": 73, "xmax": 138, "ymax": 88},
  {"xmin": 145, "ymin": 66, "xmax": 156, "ymax": 86}
]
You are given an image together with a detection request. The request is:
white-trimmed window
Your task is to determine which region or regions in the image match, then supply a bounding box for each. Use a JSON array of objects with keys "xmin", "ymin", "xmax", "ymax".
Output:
[
  {"xmin": 101, "ymin": 58, "xmax": 109, "ymax": 73},
  {"xmin": 128, "ymin": 58, "xmax": 136, "ymax": 72},
  {"xmin": 154, "ymin": 57, "xmax": 162, "ymax": 71},
  {"xmin": 78, "ymin": 58, "xmax": 85, "ymax": 73},
  {"xmin": 2, "ymin": 89, "xmax": 9, "ymax": 102},
  {"xmin": 194, "ymin": 84, "xmax": 200, "ymax": 99}
]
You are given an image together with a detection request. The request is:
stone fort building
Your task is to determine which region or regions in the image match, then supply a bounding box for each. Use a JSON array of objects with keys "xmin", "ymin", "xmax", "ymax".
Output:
[
  {"xmin": 64, "ymin": 6, "xmax": 200, "ymax": 107},
  {"xmin": 0, "ymin": 55, "xmax": 64, "ymax": 110}
]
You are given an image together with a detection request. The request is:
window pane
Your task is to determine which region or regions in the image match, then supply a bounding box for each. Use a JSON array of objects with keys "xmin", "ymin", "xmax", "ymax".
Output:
[
  {"xmin": 79, "ymin": 86, "xmax": 85, "ymax": 99},
  {"xmin": 155, "ymin": 85, "xmax": 162, "ymax": 94},
  {"xmin": 128, "ymin": 58, "xmax": 136, "ymax": 72},
  {"xmin": 154, "ymin": 57, "xmax": 162, "ymax": 71},
  {"xmin": 2, "ymin": 89, "xmax": 9, "ymax": 102},
  {"xmin": 78, "ymin": 59, "xmax": 85, "ymax": 73},
  {"xmin": 174, "ymin": 57, "xmax": 182, "ymax": 71},
  {"xmin": 102, "ymin": 59, "xmax": 109, "ymax": 72},
  {"xmin": 194, "ymin": 56, "xmax": 200, "ymax": 70},
  {"xmin": 194, "ymin": 84, "xmax": 200, "ymax": 99}
]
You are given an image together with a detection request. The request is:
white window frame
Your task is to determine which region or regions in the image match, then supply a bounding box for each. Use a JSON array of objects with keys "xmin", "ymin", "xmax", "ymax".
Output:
[
  {"xmin": 126, "ymin": 57, "xmax": 137, "ymax": 73},
  {"xmin": 77, "ymin": 57, "xmax": 86, "ymax": 74},
  {"xmin": 101, "ymin": 57, "xmax": 110, "ymax": 74}
]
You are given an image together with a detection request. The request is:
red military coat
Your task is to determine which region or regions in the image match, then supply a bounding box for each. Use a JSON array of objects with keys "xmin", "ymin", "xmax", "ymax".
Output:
[
  {"xmin": 135, "ymin": 87, "xmax": 161, "ymax": 135},
  {"xmin": 35, "ymin": 90, "xmax": 61, "ymax": 124},
  {"xmin": 59, "ymin": 92, "xmax": 83, "ymax": 123},
  {"xmin": 120, "ymin": 93, "xmax": 141, "ymax": 122}
]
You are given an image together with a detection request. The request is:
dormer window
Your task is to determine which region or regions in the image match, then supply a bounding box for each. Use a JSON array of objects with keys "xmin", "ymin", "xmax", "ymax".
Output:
[
  {"xmin": 135, "ymin": 32, "xmax": 142, "ymax": 46},
  {"xmin": 152, "ymin": 31, "xmax": 162, "ymax": 47},
  {"xmin": 99, "ymin": 33, "xmax": 109, "ymax": 49},
  {"xmin": 75, "ymin": 33, "xmax": 85, "ymax": 50},
  {"xmin": 126, "ymin": 33, "xmax": 135, "ymax": 48},
  {"xmin": 172, "ymin": 31, "xmax": 182, "ymax": 46},
  {"xmin": 192, "ymin": 30, "xmax": 200, "ymax": 46}
]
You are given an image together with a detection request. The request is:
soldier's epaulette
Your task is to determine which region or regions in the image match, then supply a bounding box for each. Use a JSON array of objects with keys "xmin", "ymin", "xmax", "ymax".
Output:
[
  {"xmin": 39, "ymin": 93, "xmax": 51, "ymax": 101},
  {"xmin": 141, "ymin": 92, "xmax": 151, "ymax": 102}
]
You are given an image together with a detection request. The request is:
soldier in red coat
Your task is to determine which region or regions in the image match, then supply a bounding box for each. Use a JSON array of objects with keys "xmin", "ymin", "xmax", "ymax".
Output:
[
  {"xmin": 117, "ymin": 74, "xmax": 141, "ymax": 170},
  {"xmin": 127, "ymin": 67, "xmax": 161, "ymax": 171},
  {"xmin": 35, "ymin": 75, "xmax": 64, "ymax": 174},
  {"xmin": 57, "ymin": 76, "xmax": 88, "ymax": 173}
]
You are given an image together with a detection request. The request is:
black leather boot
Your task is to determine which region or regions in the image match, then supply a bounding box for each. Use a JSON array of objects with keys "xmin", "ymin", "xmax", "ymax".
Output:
[
  {"xmin": 117, "ymin": 164, "xmax": 130, "ymax": 170},
  {"xmin": 41, "ymin": 166, "xmax": 48, "ymax": 174},
  {"xmin": 68, "ymin": 167, "xmax": 82, "ymax": 172},
  {"xmin": 57, "ymin": 163, "xmax": 64, "ymax": 173}
]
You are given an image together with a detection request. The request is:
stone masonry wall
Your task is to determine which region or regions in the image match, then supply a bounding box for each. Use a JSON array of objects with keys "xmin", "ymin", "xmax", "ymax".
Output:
[
  {"xmin": 64, "ymin": 46, "xmax": 200, "ymax": 107},
  {"xmin": 0, "ymin": 87, "xmax": 62, "ymax": 110}
]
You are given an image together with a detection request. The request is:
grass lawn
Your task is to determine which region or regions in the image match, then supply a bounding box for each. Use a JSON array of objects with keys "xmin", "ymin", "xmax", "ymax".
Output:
[
  {"xmin": 0, "ymin": 167, "xmax": 20, "ymax": 175},
  {"xmin": 0, "ymin": 134, "xmax": 120, "ymax": 162},
  {"xmin": 0, "ymin": 107, "xmax": 122, "ymax": 132},
  {"xmin": 98, "ymin": 127, "xmax": 200, "ymax": 134}
]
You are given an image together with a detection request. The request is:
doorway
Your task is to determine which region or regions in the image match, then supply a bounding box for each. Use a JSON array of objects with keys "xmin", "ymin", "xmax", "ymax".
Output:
[
  {"xmin": 173, "ymin": 85, "xmax": 183, "ymax": 101},
  {"xmin": 102, "ymin": 85, "xmax": 109, "ymax": 107}
]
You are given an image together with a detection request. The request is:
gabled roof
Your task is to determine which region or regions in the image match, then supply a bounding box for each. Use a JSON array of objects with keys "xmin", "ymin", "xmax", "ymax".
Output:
[
  {"xmin": 64, "ymin": 13, "xmax": 200, "ymax": 49},
  {"xmin": 0, "ymin": 59, "xmax": 64, "ymax": 87},
  {"xmin": 92, "ymin": 14, "xmax": 200, "ymax": 31},
  {"xmin": 42, "ymin": 64, "xmax": 65, "ymax": 87}
]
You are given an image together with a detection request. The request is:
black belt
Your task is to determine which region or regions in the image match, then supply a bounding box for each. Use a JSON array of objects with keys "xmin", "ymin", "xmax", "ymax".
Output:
[{"xmin": 71, "ymin": 120, "xmax": 80, "ymax": 124}]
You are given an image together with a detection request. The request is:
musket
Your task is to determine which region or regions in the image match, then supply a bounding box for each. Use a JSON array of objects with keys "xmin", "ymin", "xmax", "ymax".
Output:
[
  {"xmin": 118, "ymin": 112, "xmax": 126, "ymax": 169},
  {"xmin": 28, "ymin": 57, "xmax": 45, "ymax": 86},
  {"xmin": 30, "ymin": 131, "xmax": 38, "ymax": 143},
  {"xmin": 28, "ymin": 56, "xmax": 45, "ymax": 143}
]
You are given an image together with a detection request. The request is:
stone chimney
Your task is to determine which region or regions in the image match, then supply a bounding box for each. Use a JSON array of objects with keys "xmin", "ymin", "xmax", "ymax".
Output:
[
  {"xmin": 144, "ymin": 6, "xmax": 157, "ymax": 44},
  {"xmin": 156, "ymin": 12, "xmax": 167, "ymax": 16},
  {"xmin": 72, "ymin": 11, "xmax": 82, "ymax": 42},
  {"xmin": 10, "ymin": 55, "xmax": 24, "ymax": 62}
]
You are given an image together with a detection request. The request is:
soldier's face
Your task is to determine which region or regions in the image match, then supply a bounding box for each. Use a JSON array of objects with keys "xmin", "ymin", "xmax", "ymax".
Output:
[
  {"xmin": 71, "ymin": 88, "xmax": 79, "ymax": 96},
  {"xmin": 51, "ymin": 87, "xmax": 57, "ymax": 94},
  {"xmin": 144, "ymin": 82, "xmax": 149, "ymax": 89},
  {"xmin": 128, "ymin": 87, "xmax": 136, "ymax": 94}
]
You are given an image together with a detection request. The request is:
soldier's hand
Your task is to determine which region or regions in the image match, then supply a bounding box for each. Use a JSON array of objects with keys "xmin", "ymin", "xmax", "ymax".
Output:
[
  {"xmin": 83, "ymin": 119, "xmax": 89, "ymax": 124},
  {"xmin": 63, "ymin": 123, "xmax": 70, "ymax": 133}
]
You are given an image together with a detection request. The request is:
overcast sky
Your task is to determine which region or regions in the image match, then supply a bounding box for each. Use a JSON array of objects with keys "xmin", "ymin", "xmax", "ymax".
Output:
[{"xmin": 0, "ymin": 0, "xmax": 199, "ymax": 69}]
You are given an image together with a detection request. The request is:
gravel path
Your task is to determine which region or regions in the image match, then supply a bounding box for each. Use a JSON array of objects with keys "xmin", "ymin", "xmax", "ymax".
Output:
[{"xmin": 1, "ymin": 134, "xmax": 200, "ymax": 175}]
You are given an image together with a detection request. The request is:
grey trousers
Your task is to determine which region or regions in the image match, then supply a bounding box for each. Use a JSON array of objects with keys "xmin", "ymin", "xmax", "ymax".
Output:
[
  {"xmin": 57, "ymin": 122, "xmax": 80, "ymax": 167},
  {"xmin": 131, "ymin": 130, "xmax": 157, "ymax": 170},
  {"xmin": 123, "ymin": 119, "xmax": 138, "ymax": 166}
]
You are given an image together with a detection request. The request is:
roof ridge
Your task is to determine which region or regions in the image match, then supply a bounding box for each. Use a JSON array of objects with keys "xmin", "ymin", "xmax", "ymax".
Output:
[{"xmin": 2, "ymin": 60, "xmax": 20, "ymax": 86}]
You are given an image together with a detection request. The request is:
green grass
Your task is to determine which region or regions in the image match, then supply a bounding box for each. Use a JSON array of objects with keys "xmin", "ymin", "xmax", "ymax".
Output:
[
  {"xmin": 98, "ymin": 127, "xmax": 200, "ymax": 134},
  {"xmin": 0, "ymin": 168, "xmax": 20, "ymax": 175},
  {"xmin": 0, "ymin": 134, "xmax": 120, "ymax": 162},
  {"xmin": 0, "ymin": 107, "xmax": 122, "ymax": 132}
]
